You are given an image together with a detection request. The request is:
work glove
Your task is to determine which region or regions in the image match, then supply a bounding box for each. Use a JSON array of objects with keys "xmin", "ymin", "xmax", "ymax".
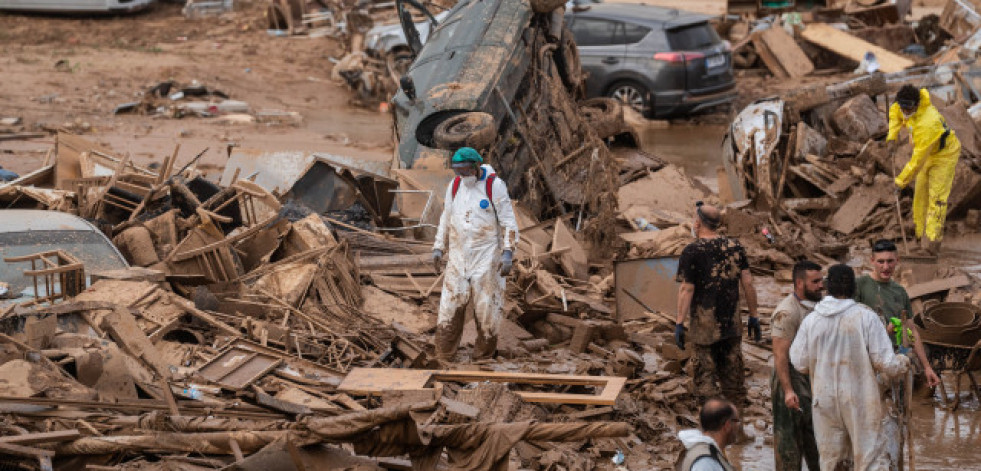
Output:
[
  {"xmin": 896, "ymin": 354, "xmax": 912, "ymax": 374},
  {"xmin": 894, "ymin": 176, "xmax": 905, "ymax": 190},
  {"xmin": 432, "ymin": 249, "xmax": 443, "ymax": 272},
  {"xmin": 500, "ymin": 250, "xmax": 513, "ymax": 276},
  {"xmin": 674, "ymin": 323, "xmax": 686, "ymax": 350},
  {"xmin": 747, "ymin": 316, "xmax": 761, "ymax": 342}
]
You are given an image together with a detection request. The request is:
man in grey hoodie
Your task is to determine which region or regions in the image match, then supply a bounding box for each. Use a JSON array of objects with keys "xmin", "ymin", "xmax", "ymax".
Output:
[
  {"xmin": 790, "ymin": 264, "xmax": 910, "ymax": 471},
  {"xmin": 676, "ymin": 398, "xmax": 739, "ymax": 471}
]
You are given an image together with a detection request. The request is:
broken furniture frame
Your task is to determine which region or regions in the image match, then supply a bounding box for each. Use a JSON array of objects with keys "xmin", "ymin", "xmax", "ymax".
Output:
[
  {"xmin": 4, "ymin": 250, "xmax": 85, "ymax": 305},
  {"xmin": 923, "ymin": 338, "xmax": 981, "ymax": 410},
  {"xmin": 338, "ymin": 368, "xmax": 626, "ymax": 405}
]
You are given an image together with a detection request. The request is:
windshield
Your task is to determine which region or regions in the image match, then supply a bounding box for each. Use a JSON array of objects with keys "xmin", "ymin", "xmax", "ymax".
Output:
[{"xmin": 0, "ymin": 230, "xmax": 128, "ymax": 297}]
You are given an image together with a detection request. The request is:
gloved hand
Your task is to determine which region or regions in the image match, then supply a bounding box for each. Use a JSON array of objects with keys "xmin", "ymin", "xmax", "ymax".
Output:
[
  {"xmin": 432, "ymin": 249, "xmax": 443, "ymax": 272},
  {"xmin": 896, "ymin": 354, "xmax": 912, "ymax": 374},
  {"xmin": 500, "ymin": 250, "xmax": 513, "ymax": 276},
  {"xmin": 894, "ymin": 176, "xmax": 906, "ymax": 190},
  {"xmin": 674, "ymin": 323, "xmax": 686, "ymax": 350},
  {"xmin": 747, "ymin": 316, "xmax": 761, "ymax": 342}
]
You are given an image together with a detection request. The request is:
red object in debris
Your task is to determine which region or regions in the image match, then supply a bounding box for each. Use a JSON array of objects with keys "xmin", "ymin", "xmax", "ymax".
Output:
[
  {"xmin": 208, "ymin": 105, "xmax": 219, "ymax": 114},
  {"xmin": 762, "ymin": 227, "xmax": 774, "ymax": 244}
]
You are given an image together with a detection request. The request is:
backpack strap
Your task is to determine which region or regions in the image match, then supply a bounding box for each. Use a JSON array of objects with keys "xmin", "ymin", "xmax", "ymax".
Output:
[
  {"xmin": 451, "ymin": 173, "xmax": 498, "ymax": 219},
  {"xmin": 485, "ymin": 174, "xmax": 496, "ymax": 200},
  {"xmin": 451, "ymin": 176, "xmax": 462, "ymax": 199}
]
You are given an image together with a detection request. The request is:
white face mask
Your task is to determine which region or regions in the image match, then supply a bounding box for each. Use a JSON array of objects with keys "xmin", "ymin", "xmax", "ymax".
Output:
[{"xmin": 462, "ymin": 175, "xmax": 477, "ymax": 186}]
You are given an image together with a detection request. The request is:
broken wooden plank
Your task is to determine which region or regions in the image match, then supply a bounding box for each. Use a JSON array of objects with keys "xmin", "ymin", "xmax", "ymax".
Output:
[
  {"xmin": 0, "ymin": 430, "xmax": 80, "ymax": 445},
  {"xmin": 757, "ymin": 27, "xmax": 814, "ymax": 78},
  {"xmin": 751, "ymin": 31, "xmax": 789, "ymax": 79},
  {"xmin": 800, "ymin": 23, "xmax": 914, "ymax": 73},
  {"xmin": 337, "ymin": 368, "xmax": 626, "ymax": 406},
  {"xmin": 782, "ymin": 197, "xmax": 837, "ymax": 211},
  {"xmin": 829, "ymin": 186, "xmax": 881, "ymax": 235},
  {"xmin": 552, "ymin": 218, "xmax": 587, "ymax": 280},
  {"xmin": 905, "ymin": 274, "xmax": 972, "ymax": 299}
]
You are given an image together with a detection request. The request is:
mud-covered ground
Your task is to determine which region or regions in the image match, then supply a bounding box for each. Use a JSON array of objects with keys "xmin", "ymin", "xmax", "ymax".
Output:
[
  {"xmin": 1, "ymin": 0, "xmax": 978, "ymax": 469},
  {"xmin": 0, "ymin": 1, "xmax": 394, "ymax": 179}
]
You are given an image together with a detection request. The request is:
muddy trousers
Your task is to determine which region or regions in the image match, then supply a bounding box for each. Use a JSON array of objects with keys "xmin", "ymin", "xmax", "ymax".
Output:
[
  {"xmin": 434, "ymin": 268, "xmax": 504, "ymax": 362},
  {"xmin": 771, "ymin": 371, "xmax": 820, "ymax": 471},
  {"xmin": 691, "ymin": 337, "xmax": 747, "ymax": 405},
  {"xmin": 911, "ymin": 147, "xmax": 958, "ymax": 242}
]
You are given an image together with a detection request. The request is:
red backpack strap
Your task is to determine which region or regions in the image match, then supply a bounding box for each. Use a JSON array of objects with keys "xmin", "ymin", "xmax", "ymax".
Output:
[
  {"xmin": 451, "ymin": 176, "xmax": 461, "ymax": 199},
  {"xmin": 485, "ymin": 174, "xmax": 497, "ymax": 214},
  {"xmin": 485, "ymin": 174, "xmax": 496, "ymax": 201}
]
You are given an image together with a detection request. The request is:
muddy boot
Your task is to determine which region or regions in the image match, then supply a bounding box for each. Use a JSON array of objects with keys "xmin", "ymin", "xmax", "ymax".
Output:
[
  {"xmin": 472, "ymin": 333, "xmax": 498, "ymax": 360},
  {"xmin": 434, "ymin": 308, "xmax": 466, "ymax": 363}
]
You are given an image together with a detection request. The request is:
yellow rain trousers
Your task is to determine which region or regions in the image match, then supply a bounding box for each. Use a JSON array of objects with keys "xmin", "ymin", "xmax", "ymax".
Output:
[{"xmin": 887, "ymin": 88, "xmax": 960, "ymax": 242}]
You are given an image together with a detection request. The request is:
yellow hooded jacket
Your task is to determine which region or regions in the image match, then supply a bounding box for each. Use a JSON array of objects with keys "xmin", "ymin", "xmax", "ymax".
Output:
[{"xmin": 886, "ymin": 88, "xmax": 960, "ymax": 188}]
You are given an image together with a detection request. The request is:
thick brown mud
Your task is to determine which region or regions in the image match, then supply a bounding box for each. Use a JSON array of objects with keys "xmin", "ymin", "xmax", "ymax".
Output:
[{"xmin": 637, "ymin": 123, "xmax": 728, "ymax": 193}]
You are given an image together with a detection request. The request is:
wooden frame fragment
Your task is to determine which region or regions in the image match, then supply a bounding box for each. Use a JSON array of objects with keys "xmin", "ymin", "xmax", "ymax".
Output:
[{"xmin": 338, "ymin": 368, "xmax": 626, "ymax": 406}]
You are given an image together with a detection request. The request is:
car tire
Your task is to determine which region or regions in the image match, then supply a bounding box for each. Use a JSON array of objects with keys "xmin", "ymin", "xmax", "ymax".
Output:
[
  {"xmin": 607, "ymin": 80, "xmax": 652, "ymax": 118},
  {"xmin": 579, "ymin": 97, "xmax": 624, "ymax": 139},
  {"xmin": 433, "ymin": 112, "xmax": 497, "ymax": 150},
  {"xmin": 554, "ymin": 28, "xmax": 582, "ymax": 91}
]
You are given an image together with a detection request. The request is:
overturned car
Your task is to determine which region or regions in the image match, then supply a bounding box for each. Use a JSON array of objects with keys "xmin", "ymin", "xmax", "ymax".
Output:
[{"xmin": 391, "ymin": 0, "xmax": 636, "ymax": 238}]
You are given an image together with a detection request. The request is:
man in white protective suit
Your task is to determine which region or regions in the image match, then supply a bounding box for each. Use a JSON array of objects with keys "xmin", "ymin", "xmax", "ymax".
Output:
[
  {"xmin": 432, "ymin": 147, "xmax": 519, "ymax": 362},
  {"xmin": 790, "ymin": 264, "xmax": 911, "ymax": 471}
]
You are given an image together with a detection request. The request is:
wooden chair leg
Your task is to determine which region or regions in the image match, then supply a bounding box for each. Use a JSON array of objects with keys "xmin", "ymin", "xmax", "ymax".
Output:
[
  {"xmin": 952, "ymin": 371, "xmax": 964, "ymax": 411},
  {"xmin": 937, "ymin": 373, "xmax": 952, "ymax": 409},
  {"xmin": 968, "ymin": 371, "xmax": 981, "ymax": 404}
]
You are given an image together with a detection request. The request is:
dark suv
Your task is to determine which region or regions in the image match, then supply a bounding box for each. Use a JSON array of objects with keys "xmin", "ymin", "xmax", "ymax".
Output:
[{"xmin": 566, "ymin": 4, "xmax": 736, "ymax": 118}]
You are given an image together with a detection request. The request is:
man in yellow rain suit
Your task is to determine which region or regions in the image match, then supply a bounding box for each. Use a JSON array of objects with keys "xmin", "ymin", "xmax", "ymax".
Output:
[{"xmin": 887, "ymin": 85, "xmax": 960, "ymax": 253}]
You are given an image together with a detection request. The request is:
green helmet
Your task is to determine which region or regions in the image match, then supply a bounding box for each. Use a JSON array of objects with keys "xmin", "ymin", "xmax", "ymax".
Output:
[{"xmin": 451, "ymin": 147, "xmax": 483, "ymax": 165}]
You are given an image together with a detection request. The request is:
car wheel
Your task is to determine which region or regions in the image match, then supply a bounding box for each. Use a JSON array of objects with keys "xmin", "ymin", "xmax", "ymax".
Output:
[
  {"xmin": 607, "ymin": 81, "xmax": 651, "ymax": 117},
  {"xmin": 433, "ymin": 112, "xmax": 497, "ymax": 150},
  {"xmin": 579, "ymin": 98, "xmax": 624, "ymax": 139}
]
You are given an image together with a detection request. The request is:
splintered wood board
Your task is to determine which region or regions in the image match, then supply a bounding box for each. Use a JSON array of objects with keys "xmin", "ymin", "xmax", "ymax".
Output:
[
  {"xmin": 829, "ymin": 186, "xmax": 881, "ymax": 235},
  {"xmin": 198, "ymin": 346, "xmax": 282, "ymax": 390},
  {"xmin": 338, "ymin": 368, "xmax": 626, "ymax": 406},
  {"xmin": 757, "ymin": 28, "xmax": 814, "ymax": 78},
  {"xmin": 801, "ymin": 23, "xmax": 914, "ymax": 73}
]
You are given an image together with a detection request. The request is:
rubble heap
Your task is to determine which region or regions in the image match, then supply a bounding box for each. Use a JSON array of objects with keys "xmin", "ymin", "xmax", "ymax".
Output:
[{"xmin": 0, "ymin": 132, "xmax": 755, "ymax": 470}]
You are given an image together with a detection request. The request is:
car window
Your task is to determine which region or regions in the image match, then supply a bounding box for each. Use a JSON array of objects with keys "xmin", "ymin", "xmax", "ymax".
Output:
[
  {"xmin": 622, "ymin": 23, "xmax": 651, "ymax": 44},
  {"xmin": 0, "ymin": 230, "xmax": 127, "ymax": 295},
  {"xmin": 666, "ymin": 22, "xmax": 720, "ymax": 50},
  {"xmin": 570, "ymin": 18, "xmax": 623, "ymax": 46}
]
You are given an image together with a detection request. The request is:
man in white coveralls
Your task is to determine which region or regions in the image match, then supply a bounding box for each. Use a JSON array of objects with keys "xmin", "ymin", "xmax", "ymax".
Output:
[
  {"xmin": 790, "ymin": 264, "xmax": 911, "ymax": 470},
  {"xmin": 432, "ymin": 147, "xmax": 519, "ymax": 362}
]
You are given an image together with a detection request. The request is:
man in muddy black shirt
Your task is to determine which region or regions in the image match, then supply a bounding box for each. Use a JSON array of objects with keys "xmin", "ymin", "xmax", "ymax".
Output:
[{"xmin": 676, "ymin": 202, "xmax": 759, "ymax": 405}]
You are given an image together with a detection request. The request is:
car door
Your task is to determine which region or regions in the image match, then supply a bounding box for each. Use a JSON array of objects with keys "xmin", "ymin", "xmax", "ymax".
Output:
[{"xmin": 568, "ymin": 17, "xmax": 626, "ymax": 97}]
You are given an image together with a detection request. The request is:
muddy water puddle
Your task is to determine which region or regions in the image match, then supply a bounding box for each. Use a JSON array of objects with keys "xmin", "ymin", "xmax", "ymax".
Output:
[
  {"xmin": 730, "ymin": 384, "xmax": 981, "ymax": 470},
  {"xmin": 636, "ymin": 123, "xmax": 727, "ymax": 194}
]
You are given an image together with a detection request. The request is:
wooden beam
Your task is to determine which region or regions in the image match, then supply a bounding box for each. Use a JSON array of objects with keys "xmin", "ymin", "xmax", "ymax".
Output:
[
  {"xmin": 0, "ymin": 430, "xmax": 80, "ymax": 445},
  {"xmin": 800, "ymin": 23, "xmax": 913, "ymax": 73}
]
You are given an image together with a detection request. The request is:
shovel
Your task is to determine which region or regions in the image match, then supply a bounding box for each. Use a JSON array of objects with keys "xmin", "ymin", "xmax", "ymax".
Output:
[{"xmin": 888, "ymin": 141, "xmax": 911, "ymax": 256}]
